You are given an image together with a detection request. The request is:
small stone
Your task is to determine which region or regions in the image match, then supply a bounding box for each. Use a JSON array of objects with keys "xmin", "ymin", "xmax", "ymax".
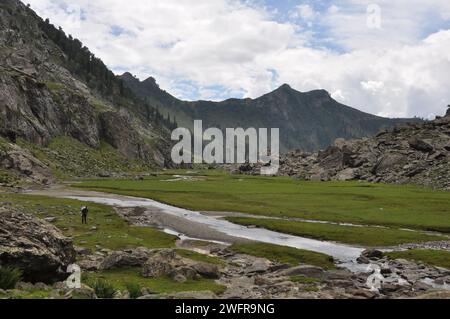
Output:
[
  {"xmin": 254, "ymin": 276, "xmax": 273, "ymax": 286},
  {"xmin": 173, "ymin": 274, "xmax": 187, "ymax": 283},
  {"xmin": 34, "ymin": 282, "xmax": 50, "ymax": 291},
  {"xmin": 357, "ymin": 256, "xmax": 370, "ymax": 264},
  {"xmin": 361, "ymin": 249, "xmax": 384, "ymax": 260},
  {"xmin": 44, "ymin": 217, "xmax": 57, "ymax": 223},
  {"xmin": 380, "ymin": 267, "xmax": 392, "ymax": 275}
]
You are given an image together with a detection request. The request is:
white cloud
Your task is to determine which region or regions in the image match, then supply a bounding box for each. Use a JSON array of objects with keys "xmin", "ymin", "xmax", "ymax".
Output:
[
  {"xmin": 290, "ymin": 4, "xmax": 317, "ymax": 21},
  {"xmin": 23, "ymin": 0, "xmax": 450, "ymax": 119},
  {"xmin": 361, "ymin": 81, "xmax": 384, "ymax": 94}
]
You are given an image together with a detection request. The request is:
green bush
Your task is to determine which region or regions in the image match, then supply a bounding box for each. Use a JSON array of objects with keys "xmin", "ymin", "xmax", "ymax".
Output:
[
  {"xmin": 0, "ymin": 267, "xmax": 23, "ymax": 290},
  {"xmin": 89, "ymin": 279, "xmax": 116, "ymax": 299},
  {"xmin": 126, "ymin": 282, "xmax": 142, "ymax": 299}
]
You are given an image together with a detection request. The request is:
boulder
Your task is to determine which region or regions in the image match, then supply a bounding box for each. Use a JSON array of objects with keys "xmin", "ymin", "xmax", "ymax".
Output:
[
  {"xmin": 356, "ymin": 256, "xmax": 370, "ymax": 264},
  {"xmin": 335, "ymin": 168, "xmax": 357, "ymax": 181},
  {"xmin": 172, "ymin": 274, "xmax": 187, "ymax": 283},
  {"xmin": 408, "ymin": 138, "xmax": 434, "ymax": 153},
  {"xmin": 191, "ymin": 262, "xmax": 221, "ymax": 279},
  {"xmin": 100, "ymin": 247, "xmax": 150, "ymax": 270},
  {"xmin": 360, "ymin": 249, "xmax": 384, "ymax": 260},
  {"xmin": 372, "ymin": 154, "xmax": 407, "ymax": 174},
  {"xmin": 245, "ymin": 260, "xmax": 271, "ymax": 274},
  {"xmin": 280, "ymin": 265, "xmax": 325, "ymax": 279},
  {"xmin": 171, "ymin": 266, "xmax": 197, "ymax": 280},
  {"xmin": 444, "ymin": 142, "xmax": 450, "ymax": 152},
  {"xmin": 318, "ymin": 146, "xmax": 344, "ymax": 169},
  {"xmin": 0, "ymin": 208, "xmax": 76, "ymax": 283},
  {"xmin": 78, "ymin": 255, "xmax": 104, "ymax": 271},
  {"xmin": 0, "ymin": 144, "xmax": 53, "ymax": 184},
  {"xmin": 141, "ymin": 249, "xmax": 181, "ymax": 278},
  {"xmin": 65, "ymin": 284, "xmax": 97, "ymax": 299},
  {"xmin": 74, "ymin": 246, "xmax": 92, "ymax": 256}
]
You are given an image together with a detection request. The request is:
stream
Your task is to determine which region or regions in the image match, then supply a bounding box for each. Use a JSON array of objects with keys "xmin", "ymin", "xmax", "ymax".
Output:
[{"xmin": 64, "ymin": 194, "xmax": 368, "ymax": 272}]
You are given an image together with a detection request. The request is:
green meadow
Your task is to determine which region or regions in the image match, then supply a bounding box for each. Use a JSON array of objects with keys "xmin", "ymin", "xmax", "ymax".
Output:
[{"xmin": 75, "ymin": 170, "xmax": 450, "ymax": 246}]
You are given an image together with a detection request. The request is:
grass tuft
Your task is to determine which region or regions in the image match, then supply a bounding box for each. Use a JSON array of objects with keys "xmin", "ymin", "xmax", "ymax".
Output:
[
  {"xmin": 0, "ymin": 267, "xmax": 23, "ymax": 290},
  {"xmin": 87, "ymin": 279, "xmax": 116, "ymax": 299},
  {"xmin": 386, "ymin": 249, "xmax": 450, "ymax": 270},
  {"xmin": 126, "ymin": 282, "xmax": 143, "ymax": 299}
]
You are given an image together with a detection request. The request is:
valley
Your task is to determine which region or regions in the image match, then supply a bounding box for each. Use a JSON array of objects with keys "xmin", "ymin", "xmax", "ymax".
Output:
[
  {"xmin": 2, "ymin": 170, "xmax": 450, "ymax": 299},
  {"xmin": 0, "ymin": 0, "xmax": 449, "ymax": 301}
]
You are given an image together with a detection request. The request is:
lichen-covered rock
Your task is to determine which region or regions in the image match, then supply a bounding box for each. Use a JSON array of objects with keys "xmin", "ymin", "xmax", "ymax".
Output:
[
  {"xmin": 191, "ymin": 262, "xmax": 221, "ymax": 279},
  {"xmin": 0, "ymin": 143, "xmax": 53, "ymax": 184},
  {"xmin": 100, "ymin": 247, "xmax": 151, "ymax": 270},
  {"xmin": 0, "ymin": 208, "xmax": 76, "ymax": 283},
  {"xmin": 142, "ymin": 249, "xmax": 181, "ymax": 279}
]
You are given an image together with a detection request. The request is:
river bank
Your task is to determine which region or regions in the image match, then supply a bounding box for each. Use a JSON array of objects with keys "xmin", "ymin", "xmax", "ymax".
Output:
[{"xmin": 17, "ymin": 184, "xmax": 450, "ymax": 298}]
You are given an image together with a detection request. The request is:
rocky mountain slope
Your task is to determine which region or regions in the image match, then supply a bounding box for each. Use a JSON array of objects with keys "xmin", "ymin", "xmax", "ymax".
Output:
[
  {"xmin": 0, "ymin": 0, "xmax": 174, "ymax": 183},
  {"xmin": 275, "ymin": 107, "xmax": 450, "ymax": 189},
  {"xmin": 121, "ymin": 74, "xmax": 419, "ymax": 152}
]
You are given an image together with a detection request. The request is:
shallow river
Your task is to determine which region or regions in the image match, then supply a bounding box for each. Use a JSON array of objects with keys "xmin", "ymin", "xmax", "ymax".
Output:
[{"xmin": 66, "ymin": 194, "xmax": 367, "ymax": 272}]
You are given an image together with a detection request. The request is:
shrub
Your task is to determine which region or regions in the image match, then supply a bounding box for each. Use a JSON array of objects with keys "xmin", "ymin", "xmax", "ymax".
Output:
[
  {"xmin": 0, "ymin": 267, "xmax": 23, "ymax": 290},
  {"xmin": 89, "ymin": 279, "xmax": 116, "ymax": 299},
  {"xmin": 126, "ymin": 282, "xmax": 142, "ymax": 299}
]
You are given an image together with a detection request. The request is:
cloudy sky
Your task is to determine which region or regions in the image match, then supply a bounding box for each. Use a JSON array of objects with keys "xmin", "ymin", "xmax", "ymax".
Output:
[{"xmin": 24, "ymin": 0, "xmax": 450, "ymax": 118}]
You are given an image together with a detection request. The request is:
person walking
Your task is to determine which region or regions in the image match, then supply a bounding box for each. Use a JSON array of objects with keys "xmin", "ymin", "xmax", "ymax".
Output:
[{"xmin": 81, "ymin": 206, "xmax": 88, "ymax": 224}]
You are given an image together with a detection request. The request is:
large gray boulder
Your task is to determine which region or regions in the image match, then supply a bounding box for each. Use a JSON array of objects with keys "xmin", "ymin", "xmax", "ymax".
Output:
[
  {"xmin": 141, "ymin": 249, "xmax": 222, "ymax": 280},
  {"xmin": 0, "ymin": 208, "xmax": 76, "ymax": 283},
  {"xmin": 408, "ymin": 138, "xmax": 434, "ymax": 153},
  {"xmin": 372, "ymin": 153, "xmax": 407, "ymax": 174},
  {"xmin": 142, "ymin": 249, "xmax": 181, "ymax": 278},
  {"xmin": 191, "ymin": 262, "xmax": 221, "ymax": 279},
  {"xmin": 100, "ymin": 247, "xmax": 151, "ymax": 270},
  {"xmin": 279, "ymin": 265, "xmax": 325, "ymax": 279}
]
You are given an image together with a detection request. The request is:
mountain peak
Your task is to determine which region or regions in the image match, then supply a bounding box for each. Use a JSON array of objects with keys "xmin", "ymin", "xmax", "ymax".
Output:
[
  {"xmin": 120, "ymin": 72, "xmax": 139, "ymax": 82},
  {"xmin": 275, "ymin": 83, "xmax": 295, "ymax": 93},
  {"xmin": 272, "ymin": 84, "xmax": 331, "ymax": 98},
  {"xmin": 279, "ymin": 83, "xmax": 292, "ymax": 90},
  {"xmin": 143, "ymin": 76, "xmax": 158, "ymax": 86}
]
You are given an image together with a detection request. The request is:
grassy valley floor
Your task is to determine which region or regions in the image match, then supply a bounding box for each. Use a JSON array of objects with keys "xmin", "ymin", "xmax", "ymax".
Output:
[
  {"xmin": 75, "ymin": 170, "xmax": 450, "ymax": 245},
  {"xmin": 2, "ymin": 169, "xmax": 450, "ymax": 298}
]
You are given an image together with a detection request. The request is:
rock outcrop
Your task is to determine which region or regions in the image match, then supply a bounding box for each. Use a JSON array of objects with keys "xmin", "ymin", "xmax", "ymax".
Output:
[
  {"xmin": 78, "ymin": 248, "xmax": 222, "ymax": 283},
  {"xmin": 0, "ymin": 208, "xmax": 76, "ymax": 283},
  {"xmin": 0, "ymin": 143, "xmax": 53, "ymax": 184},
  {"xmin": 274, "ymin": 110, "xmax": 450, "ymax": 189}
]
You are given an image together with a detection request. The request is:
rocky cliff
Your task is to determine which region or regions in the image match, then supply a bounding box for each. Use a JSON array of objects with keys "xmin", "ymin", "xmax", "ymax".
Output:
[
  {"xmin": 276, "ymin": 110, "xmax": 450, "ymax": 189},
  {"xmin": 0, "ymin": 0, "xmax": 172, "ymax": 182}
]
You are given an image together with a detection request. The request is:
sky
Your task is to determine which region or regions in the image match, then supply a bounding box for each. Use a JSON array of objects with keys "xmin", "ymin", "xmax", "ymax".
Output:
[{"xmin": 23, "ymin": 0, "xmax": 450, "ymax": 119}]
